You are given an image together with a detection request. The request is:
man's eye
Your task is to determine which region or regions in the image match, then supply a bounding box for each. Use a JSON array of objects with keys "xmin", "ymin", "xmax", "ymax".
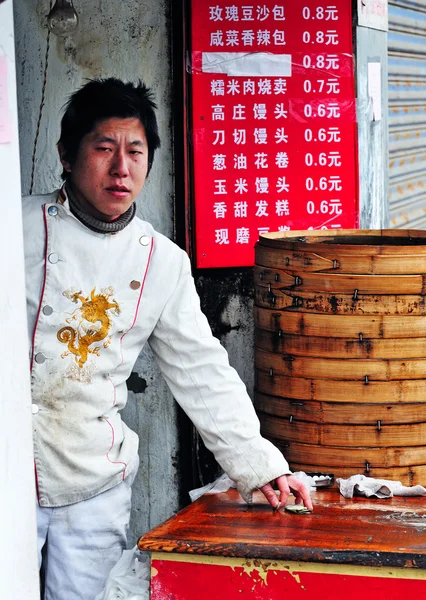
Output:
[
  {"xmin": 130, "ymin": 150, "xmax": 142, "ymax": 155},
  {"xmin": 97, "ymin": 147, "xmax": 111, "ymax": 152}
]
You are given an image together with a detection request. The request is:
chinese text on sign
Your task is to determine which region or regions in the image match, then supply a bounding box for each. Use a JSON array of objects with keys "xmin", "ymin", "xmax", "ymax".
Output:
[{"xmin": 190, "ymin": 1, "xmax": 358, "ymax": 267}]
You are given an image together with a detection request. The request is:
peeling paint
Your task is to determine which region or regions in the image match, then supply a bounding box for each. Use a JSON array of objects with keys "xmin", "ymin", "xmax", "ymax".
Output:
[
  {"xmin": 284, "ymin": 565, "xmax": 306, "ymax": 589},
  {"xmin": 232, "ymin": 559, "xmax": 270, "ymax": 587},
  {"xmin": 151, "ymin": 566, "xmax": 158, "ymax": 578}
]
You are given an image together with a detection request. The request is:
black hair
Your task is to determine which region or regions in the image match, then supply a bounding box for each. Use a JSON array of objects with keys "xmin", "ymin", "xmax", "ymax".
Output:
[{"xmin": 58, "ymin": 78, "xmax": 161, "ymax": 179}]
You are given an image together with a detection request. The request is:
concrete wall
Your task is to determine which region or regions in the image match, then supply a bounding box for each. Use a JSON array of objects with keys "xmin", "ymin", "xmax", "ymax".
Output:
[
  {"xmin": 13, "ymin": 0, "xmax": 179, "ymax": 544},
  {"xmin": 193, "ymin": 270, "xmax": 255, "ymax": 484}
]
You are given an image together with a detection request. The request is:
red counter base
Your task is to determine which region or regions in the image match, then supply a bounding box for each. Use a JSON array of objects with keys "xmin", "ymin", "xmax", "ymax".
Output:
[{"xmin": 151, "ymin": 554, "xmax": 426, "ymax": 599}]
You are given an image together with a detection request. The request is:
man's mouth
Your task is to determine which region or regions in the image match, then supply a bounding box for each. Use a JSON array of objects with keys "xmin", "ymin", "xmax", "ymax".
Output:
[{"xmin": 106, "ymin": 186, "xmax": 131, "ymax": 197}]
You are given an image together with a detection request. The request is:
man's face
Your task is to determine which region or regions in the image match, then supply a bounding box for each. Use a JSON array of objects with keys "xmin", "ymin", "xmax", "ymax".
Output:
[{"xmin": 59, "ymin": 117, "xmax": 149, "ymax": 222}]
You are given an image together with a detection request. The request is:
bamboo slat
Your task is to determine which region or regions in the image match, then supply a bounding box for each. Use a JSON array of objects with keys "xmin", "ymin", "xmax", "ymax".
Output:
[
  {"xmin": 256, "ymin": 369, "xmax": 426, "ymax": 403},
  {"xmin": 259, "ymin": 412, "xmax": 426, "ymax": 447},
  {"xmin": 259, "ymin": 228, "xmax": 426, "ymax": 250},
  {"xmin": 283, "ymin": 461, "xmax": 426, "ymax": 486},
  {"xmin": 254, "ymin": 392, "xmax": 426, "ymax": 425},
  {"xmin": 256, "ymin": 348, "xmax": 426, "ymax": 381},
  {"xmin": 255, "ymin": 245, "xmax": 426, "ymax": 275},
  {"xmin": 254, "ymin": 266, "xmax": 426, "ymax": 295},
  {"xmin": 255, "ymin": 329, "xmax": 426, "ymax": 359},
  {"xmin": 271, "ymin": 439, "xmax": 426, "ymax": 468},
  {"xmin": 255, "ymin": 307, "xmax": 426, "ymax": 339},
  {"xmin": 255, "ymin": 286, "xmax": 426, "ymax": 315}
]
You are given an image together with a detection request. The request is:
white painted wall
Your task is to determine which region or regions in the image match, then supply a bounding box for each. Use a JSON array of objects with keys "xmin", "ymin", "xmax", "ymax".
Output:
[
  {"xmin": 0, "ymin": 0, "xmax": 40, "ymax": 596},
  {"xmin": 13, "ymin": 0, "xmax": 179, "ymax": 543}
]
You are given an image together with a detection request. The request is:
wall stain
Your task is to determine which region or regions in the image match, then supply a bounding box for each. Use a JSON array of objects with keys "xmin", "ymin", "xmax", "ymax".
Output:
[
  {"xmin": 195, "ymin": 269, "xmax": 254, "ymax": 338},
  {"xmin": 52, "ymin": 5, "xmax": 161, "ymax": 79}
]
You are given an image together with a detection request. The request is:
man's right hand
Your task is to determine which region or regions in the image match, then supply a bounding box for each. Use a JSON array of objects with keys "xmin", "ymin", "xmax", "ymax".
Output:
[{"xmin": 260, "ymin": 474, "xmax": 313, "ymax": 511}]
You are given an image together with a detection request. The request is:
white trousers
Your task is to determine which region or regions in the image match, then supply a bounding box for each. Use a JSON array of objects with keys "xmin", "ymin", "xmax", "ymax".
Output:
[{"xmin": 36, "ymin": 474, "xmax": 135, "ymax": 600}]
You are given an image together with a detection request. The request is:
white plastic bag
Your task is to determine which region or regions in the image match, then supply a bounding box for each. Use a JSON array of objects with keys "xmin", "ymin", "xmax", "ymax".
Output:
[
  {"xmin": 189, "ymin": 472, "xmax": 237, "ymax": 502},
  {"xmin": 94, "ymin": 546, "xmax": 150, "ymax": 600}
]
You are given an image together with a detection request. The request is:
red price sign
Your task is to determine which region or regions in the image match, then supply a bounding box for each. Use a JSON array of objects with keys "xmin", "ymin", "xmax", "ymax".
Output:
[{"xmin": 190, "ymin": 1, "xmax": 358, "ymax": 268}]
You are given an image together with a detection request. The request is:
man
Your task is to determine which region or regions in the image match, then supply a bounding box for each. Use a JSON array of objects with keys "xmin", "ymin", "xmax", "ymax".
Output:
[{"xmin": 23, "ymin": 78, "xmax": 312, "ymax": 600}]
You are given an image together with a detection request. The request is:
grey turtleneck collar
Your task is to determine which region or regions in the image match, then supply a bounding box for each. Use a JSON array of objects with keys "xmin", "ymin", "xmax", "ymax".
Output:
[{"xmin": 65, "ymin": 183, "xmax": 136, "ymax": 234}]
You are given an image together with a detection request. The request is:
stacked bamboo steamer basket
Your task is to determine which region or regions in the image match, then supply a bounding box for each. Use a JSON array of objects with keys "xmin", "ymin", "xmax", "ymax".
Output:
[{"xmin": 254, "ymin": 229, "xmax": 426, "ymax": 485}]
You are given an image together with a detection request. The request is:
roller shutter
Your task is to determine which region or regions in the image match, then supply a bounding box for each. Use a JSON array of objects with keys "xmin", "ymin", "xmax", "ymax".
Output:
[{"xmin": 389, "ymin": 1, "xmax": 426, "ymax": 228}]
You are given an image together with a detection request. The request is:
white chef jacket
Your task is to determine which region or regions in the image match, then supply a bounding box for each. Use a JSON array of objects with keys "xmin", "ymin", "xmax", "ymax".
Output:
[{"xmin": 23, "ymin": 190, "xmax": 290, "ymax": 508}]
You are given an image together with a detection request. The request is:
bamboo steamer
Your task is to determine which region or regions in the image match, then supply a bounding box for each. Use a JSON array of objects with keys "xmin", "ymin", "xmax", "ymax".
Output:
[{"xmin": 254, "ymin": 230, "xmax": 426, "ymax": 485}]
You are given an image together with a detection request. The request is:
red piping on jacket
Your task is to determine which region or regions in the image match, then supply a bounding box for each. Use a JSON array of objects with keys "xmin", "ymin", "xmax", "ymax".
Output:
[
  {"xmin": 30, "ymin": 205, "xmax": 49, "ymax": 371},
  {"xmin": 104, "ymin": 417, "xmax": 127, "ymax": 479},
  {"xmin": 118, "ymin": 237, "xmax": 154, "ymax": 365}
]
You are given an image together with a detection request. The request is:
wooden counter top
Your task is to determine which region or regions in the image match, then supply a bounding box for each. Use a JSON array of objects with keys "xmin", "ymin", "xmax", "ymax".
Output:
[{"xmin": 138, "ymin": 488, "xmax": 426, "ymax": 569}]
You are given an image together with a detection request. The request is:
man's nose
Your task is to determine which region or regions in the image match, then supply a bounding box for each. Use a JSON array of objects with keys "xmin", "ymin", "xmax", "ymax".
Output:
[{"xmin": 110, "ymin": 151, "xmax": 129, "ymax": 177}]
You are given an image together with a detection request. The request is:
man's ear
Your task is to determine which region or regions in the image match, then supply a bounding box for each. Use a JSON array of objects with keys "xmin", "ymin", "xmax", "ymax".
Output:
[{"xmin": 57, "ymin": 143, "xmax": 72, "ymax": 173}]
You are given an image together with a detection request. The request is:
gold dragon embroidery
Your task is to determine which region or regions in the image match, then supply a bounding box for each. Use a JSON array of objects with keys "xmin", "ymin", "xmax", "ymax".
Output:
[{"xmin": 57, "ymin": 287, "xmax": 120, "ymax": 368}]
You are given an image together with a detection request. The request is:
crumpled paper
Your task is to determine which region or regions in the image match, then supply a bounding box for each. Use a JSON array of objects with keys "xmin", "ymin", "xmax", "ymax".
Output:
[
  {"xmin": 189, "ymin": 473, "xmax": 237, "ymax": 502},
  {"xmin": 337, "ymin": 474, "xmax": 426, "ymax": 499},
  {"xmin": 94, "ymin": 546, "xmax": 150, "ymax": 600}
]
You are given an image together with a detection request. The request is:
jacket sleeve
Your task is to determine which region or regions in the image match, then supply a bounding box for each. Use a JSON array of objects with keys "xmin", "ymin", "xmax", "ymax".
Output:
[{"xmin": 148, "ymin": 250, "xmax": 291, "ymax": 503}]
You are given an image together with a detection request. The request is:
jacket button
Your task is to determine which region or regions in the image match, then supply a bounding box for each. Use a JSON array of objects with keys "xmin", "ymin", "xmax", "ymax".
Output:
[
  {"xmin": 47, "ymin": 206, "xmax": 58, "ymax": 217},
  {"xmin": 139, "ymin": 236, "xmax": 151, "ymax": 246},
  {"xmin": 42, "ymin": 305, "xmax": 53, "ymax": 316},
  {"xmin": 130, "ymin": 280, "xmax": 141, "ymax": 290},
  {"xmin": 34, "ymin": 352, "xmax": 46, "ymax": 364},
  {"xmin": 32, "ymin": 404, "xmax": 39, "ymax": 415},
  {"xmin": 48, "ymin": 253, "xmax": 59, "ymax": 264}
]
